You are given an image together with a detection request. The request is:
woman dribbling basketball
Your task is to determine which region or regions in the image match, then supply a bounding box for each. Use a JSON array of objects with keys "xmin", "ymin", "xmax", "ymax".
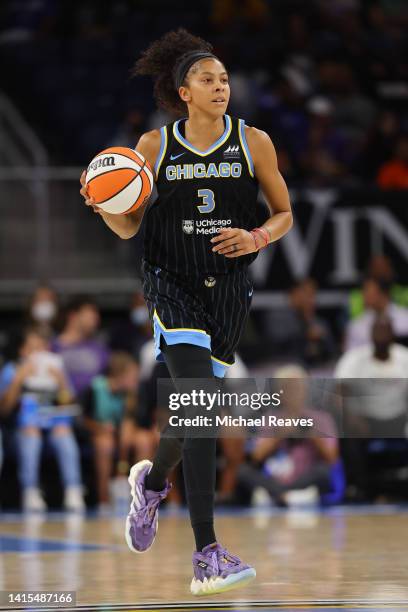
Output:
[{"xmin": 80, "ymin": 28, "xmax": 293, "ymax": 596}]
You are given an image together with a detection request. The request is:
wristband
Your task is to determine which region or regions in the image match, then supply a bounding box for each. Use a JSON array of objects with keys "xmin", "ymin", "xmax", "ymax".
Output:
[
  {"xmin": 253, "ymin": 227, "xmax": 269, "ymax": 246},
  {"xmin": 250, "ymin": 227, "xmax": 269, "ymax": 251}
]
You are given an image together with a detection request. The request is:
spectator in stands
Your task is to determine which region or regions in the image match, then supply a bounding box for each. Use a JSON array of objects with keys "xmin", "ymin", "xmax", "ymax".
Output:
[
  {"xmin": 299, "ymin": 96, "xmax": 349, "ymax": 187},
  {"xmin": 0, "ymin": 327, "xmax": 84, "ymax": 512},
  {"xmin": 336, "ymin": 315, "xmax": 408, "ymax": 435},
  {"xmin": 25, "ymin": 283, "xmax": 59, "ymax": 331},
  {"xmin": 260, "ymin": 75, "xmax": 308, "ymax": 164},
  {"xmin": 82, "ymin": 352, "xmax": 156, "ymax": 507},
  {"xmin": 237, "ymin": 365, "xmax": 339, "ymax": 506},
  {"xmin": 2, "ymin": 0, "xmax": 407, "ymax": 188},
  {"xmin": 109, "ymin": 291, "xmax": 152, "ymax": 360},
  {"xmin": 345, "ymin": 277, "xmax": 408, "ymax": 350},
  {"xmin": 360, "ymin": 111, "xmax": 400, "ymax": 180},
  {"xmin": 52, "ymin": 296, "xmax": 109, "ymax": 397},
  {"xmin": 210, "ymin": 0, "xmax": 270, "ymax": 30},
  {"xmin": 349, "ymin": 255, "xmax": 408, "ymax": 319},
  {"xmin": 334, "ymin": 315, "xmax": 408, "ymax": 499},
  {"xmin": 324, "ymin": 62, "xmax": 376, "ymax": 138},
  {"xmin": 264, "ymin": 278, "xmax": 336, "ymax": 367},
  {"xmin": 0, "ymin": 284, "xmax": 60, "ymax": 369},
  {"xmin": 377, "ymin": 135, "xmax": 408, "ymax": 189}
]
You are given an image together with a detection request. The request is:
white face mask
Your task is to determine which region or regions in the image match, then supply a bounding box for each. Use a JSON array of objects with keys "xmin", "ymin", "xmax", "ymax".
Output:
[
  {"xmin": 31, "ymin": 301, "xmax": 57, "ymax": 323},
  {"xmin": 130, "ymin": 307, "xmax": 149, "ymax": 325}
]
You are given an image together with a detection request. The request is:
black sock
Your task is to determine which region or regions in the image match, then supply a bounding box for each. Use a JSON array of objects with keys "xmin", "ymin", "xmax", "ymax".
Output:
[
  {"xmin": 145, "ymin": 436, "xmax": 183, "ymax": 492},
  {"xmin": 183, "ymin": 436, "xmax": 217, "ymax": 552},
  {"xmin": 193, "ymin": 521, "xmax": 217, "ymax": 552}
]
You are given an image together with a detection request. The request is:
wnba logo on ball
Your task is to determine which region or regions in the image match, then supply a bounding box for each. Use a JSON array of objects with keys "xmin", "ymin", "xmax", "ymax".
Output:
[
  {"xmin": 182, "ymin": 220, "xmax": 194, "ymax": 234},
  {"xmin": 87, "ymin": 156, "xmax": 116, "ymax": 172}
]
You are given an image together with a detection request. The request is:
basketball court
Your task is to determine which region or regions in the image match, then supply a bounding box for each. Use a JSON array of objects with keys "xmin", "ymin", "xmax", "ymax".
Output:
[{"xmin": 1, "ymin": 505, "xmax": 407, "ymax": 611}]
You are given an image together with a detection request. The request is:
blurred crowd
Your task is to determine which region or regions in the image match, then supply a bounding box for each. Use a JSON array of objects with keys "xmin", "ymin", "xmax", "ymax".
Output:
[
  {"xmin": 1, "ymin": 0, "xmax": 408, "ymax": 513},
  {"xmin": 1, "ymin": 252, "xmax": 408, "ymax": 513},
  {"xmin": 1, "ymin": 0, "xmax": 408, "ymax": 187}
]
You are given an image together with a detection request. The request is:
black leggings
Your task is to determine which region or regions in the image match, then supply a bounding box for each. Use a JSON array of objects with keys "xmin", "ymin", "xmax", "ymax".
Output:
[{"xmin": 144, "ymin": 337, "xmax": 221, "ymax": 551}]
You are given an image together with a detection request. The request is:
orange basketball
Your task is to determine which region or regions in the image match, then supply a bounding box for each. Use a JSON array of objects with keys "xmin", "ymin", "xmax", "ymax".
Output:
[{"xmin": 85, "ymin": 146, "xmax": 153, "ymax": 215}]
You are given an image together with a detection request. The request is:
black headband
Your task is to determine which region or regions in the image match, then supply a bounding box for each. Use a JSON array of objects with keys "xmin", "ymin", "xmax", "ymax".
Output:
[{"xmin": 173, "ymin": 50, "xmax": 217, "ymax": 90}]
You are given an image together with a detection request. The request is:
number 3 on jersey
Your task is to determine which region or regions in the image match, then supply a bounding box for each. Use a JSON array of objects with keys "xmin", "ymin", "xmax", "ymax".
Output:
[{"xmin": 197, "ymin": 189, "xmax": 215, "ymax": 213}]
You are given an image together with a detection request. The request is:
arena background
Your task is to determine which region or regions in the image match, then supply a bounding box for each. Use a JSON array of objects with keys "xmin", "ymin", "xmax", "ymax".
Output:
[{"xmin": 0, "ymin": 1, "xmax": 408, "ymax": 610}]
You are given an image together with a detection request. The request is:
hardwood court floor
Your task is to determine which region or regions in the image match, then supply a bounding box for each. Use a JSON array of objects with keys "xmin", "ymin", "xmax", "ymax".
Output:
[{"xmin": 0, "ymin": 506, "xmax": 408, "ymax": 611}]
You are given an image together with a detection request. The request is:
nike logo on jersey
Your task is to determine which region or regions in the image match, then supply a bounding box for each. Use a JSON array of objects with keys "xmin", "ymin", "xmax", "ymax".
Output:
[
  {"xmin": 248, "ymin": 288, "xmax": 253, "ymax": 297},
  {"xmin": 170, "ymin": 152, "xmax": 186, "ymax": 160}
]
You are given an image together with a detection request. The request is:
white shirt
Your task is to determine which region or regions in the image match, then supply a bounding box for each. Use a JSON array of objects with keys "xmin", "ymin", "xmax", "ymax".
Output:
[
  {"xmin": 25, "ymin": 351, "xmax": 65, "ymax": 392},
  {"xmin": 334, "ymin": 343, "xmax": 408, "ymax": 420}
]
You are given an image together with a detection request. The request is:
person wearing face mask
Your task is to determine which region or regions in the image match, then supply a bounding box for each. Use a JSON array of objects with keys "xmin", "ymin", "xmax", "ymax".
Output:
[
  {"xmin": 26, "ymin": 285, "xmax": 59, "ymax": 329},
  {"xmin": 0, "ymin": 326, "xmax": 84, "ymax": 512},
  {"xmin": 109, "ymin": 291, "xmax": 153, "ymax": 360},
  {"xmin": 2, "ymin": 285, "xmax": 60, "ymax": 371}
]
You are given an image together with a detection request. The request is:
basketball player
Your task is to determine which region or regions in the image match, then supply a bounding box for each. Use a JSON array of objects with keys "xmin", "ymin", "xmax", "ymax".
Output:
[{"xmin": 80, "ymin": 29, "xmax": 293, "ymax": 596}]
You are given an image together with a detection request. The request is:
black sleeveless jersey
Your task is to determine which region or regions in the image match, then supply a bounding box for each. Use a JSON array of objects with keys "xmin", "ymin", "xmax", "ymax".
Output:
[{"xmin": 143, "ymin": 114, "xmax": 259, "ymax": 277}]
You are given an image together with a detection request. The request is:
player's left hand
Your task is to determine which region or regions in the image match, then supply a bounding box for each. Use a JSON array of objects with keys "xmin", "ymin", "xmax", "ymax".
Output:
[{"xmin": 210, "ymin": 227, "xmax": 257, "ymax": 258}]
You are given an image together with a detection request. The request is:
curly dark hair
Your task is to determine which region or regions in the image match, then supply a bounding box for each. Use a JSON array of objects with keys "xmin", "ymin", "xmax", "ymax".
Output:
[{"xmin": 133, "ymin": 28, "xmax": 214, "ymax": 116}]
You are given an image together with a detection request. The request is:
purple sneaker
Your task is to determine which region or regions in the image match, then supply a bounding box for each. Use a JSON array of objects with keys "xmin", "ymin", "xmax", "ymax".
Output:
[
  {"xmin": 191, "ymin": 542, "xmax": 256, "ymax": 596},
  {"xmin": 125, "ymin": 459, "xmax": 172, "ymax": 554}
]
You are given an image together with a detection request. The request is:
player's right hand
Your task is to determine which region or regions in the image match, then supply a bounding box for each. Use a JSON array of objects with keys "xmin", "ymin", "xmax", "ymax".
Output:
[{"xmin": 80, "ymin": 170, "xmax": 102, "ymax": 214}]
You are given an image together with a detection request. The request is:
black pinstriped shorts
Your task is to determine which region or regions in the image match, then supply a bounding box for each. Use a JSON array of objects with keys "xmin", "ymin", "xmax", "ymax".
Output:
[{"xmin": 141, "ymin": 259, "xmax": 253, "ymax": 377}]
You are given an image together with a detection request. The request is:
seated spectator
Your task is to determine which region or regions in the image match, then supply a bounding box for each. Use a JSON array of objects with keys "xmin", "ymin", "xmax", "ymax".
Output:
[
  {"xmin": 52, "ymin": 296, "xmax": 109, "ymax": 397},
  {"xmin": 299, "ymin": 96, "xmax": 350, "ymax": 188},
  {"xmin": 0, "ymin": 327, "xmax": 84, "ymax": 512},
  {"xmin": 377, "ymin": 135, "xmax": 408, "ymax": 189},
  {"xmin": 345, "ymin": 277, "xmax": 408, "ymax": 350},
  {"xmin": 349, "ymin": 255, "xmax": 408, "ymax": 319},
  {"xmin": 25, "ymin": 283, "xmax": 60, "ymax": 332},
  {"xmin": 336, "ymin": 316, "xmax": 408, "ymax": 435},
  {"xmin": 109, "ymin": 291, "xmax": 152, "ymax": 360},
  {"xmin": 334, "ymin": 316, "xmax": 408, "ymax": 499},
  {"xmin": 237, "ymin": 365, "xmax": 339, "ymax": 506},
  {"xmin": 264, "ymin": 278, "xmax": 336, "ymax": 367},
  {"xmin": 360, "ymin": 111, "xmax": 400, "ymax": 181},
  {"xmin": 82, "ymin": 352, "xmax": 157, "ymax": 508},
  {"xmin": 0, "ymin": 284, "xmax": 60, "ymax": 368}
]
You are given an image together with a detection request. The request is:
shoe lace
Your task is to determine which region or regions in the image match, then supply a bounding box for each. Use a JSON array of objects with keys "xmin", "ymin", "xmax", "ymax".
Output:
[
  {"xmin": 134, "ymin": 482, "xmax": 172, "ymax": 529},
  {"xmin": 217, "ymin": 547, "xmax": 242, "ymax": 567},
  {"xmin": 203, "ymin": 546, "xmax": 241, "ymax": 574},
  {"xmin": 136, "ymin": 497, "xmax": 161, "ymax": 528}
]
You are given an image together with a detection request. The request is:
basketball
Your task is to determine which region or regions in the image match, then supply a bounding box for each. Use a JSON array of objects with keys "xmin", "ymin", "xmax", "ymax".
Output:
[{"xmin": 85, "ymin": 146, "xmax": 153, "ymax": 214}]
